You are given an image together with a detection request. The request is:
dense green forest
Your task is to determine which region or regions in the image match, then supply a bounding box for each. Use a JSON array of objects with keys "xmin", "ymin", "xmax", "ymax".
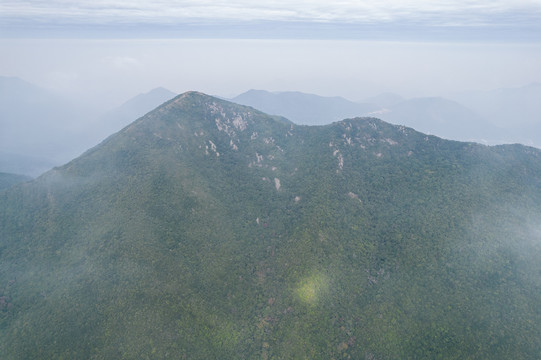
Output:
[{"xmin": 1, "ymin": 92, "xmax": 540, "ymax": 359}]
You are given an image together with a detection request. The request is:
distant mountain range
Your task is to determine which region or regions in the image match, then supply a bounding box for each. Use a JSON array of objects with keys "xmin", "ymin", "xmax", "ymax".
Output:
[
  {"xmin": 372, "ymin": 96, "xmax": 502, "ymax": 143},
  {"xmin": 2, "ymin": 76, "xmax": 540, "ymax": 178},
  {"xmin": 0, "ymin": 76, "xmax": 97, "ymax": 175},
  {"xmin": 451, "ymin": 83, "xmax": 541, "ymax": 127},
  {"xmin": 232, "ymin": 89, "xmax": 379, "ymax": 125},
  {"xmin": 1, "ymin": 92, "xmax": 540, "ymax": 358},
  {"xmin": 90, "ymin": 87, "xmax": 177, "ymax": 143},
  {"xmin": 232, "ymin": 86, "xmax": 541, "ymax": 148},
  {"xmin": 0, "ymin": 152, "xmax": 58, "ymax": 179},
  {"xmin": 0, "ymin": 76, "xmax": 176, "ymax": 176},
  {"xmin": 450, "ymin": 83, "xmax": 541, "ymax": 147}
]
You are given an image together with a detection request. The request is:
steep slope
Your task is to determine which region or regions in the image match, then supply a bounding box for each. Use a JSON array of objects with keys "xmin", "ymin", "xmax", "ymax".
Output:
[
  {"xmin": 232, "ymin": 89, "xmax": 379, "ymax": 125},
  {"xmin": 1, "ymin": 92, "xmax": 541, "ymax": 359}
]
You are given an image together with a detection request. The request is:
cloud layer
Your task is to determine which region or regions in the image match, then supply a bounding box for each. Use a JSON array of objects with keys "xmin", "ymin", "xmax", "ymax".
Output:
[
  {"xmin": 2, "ymin": 0, "xmax": 541, "ymax": 24},
  {"xmin": 1, "ymin": 1, "xmax": 540, "ymax": 40}
]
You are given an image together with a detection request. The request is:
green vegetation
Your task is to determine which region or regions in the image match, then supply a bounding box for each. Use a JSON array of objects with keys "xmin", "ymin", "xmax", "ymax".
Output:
[
  {"xmin": 0, "ymin": 172, "xmax": 31, "ymax": 191},
  {"xmin": 1, "ymin": 92, "xmax": 540, "ymax": 359}
]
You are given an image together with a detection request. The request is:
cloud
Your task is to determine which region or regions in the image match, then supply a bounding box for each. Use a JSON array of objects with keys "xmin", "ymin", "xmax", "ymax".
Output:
[
  {"xmin": 2, "ymin": 0, "xmax": 540, "ymax": 24},
  {"xmin": 1, "ymin": 0, "xmax": 540, "ymax": 41}
]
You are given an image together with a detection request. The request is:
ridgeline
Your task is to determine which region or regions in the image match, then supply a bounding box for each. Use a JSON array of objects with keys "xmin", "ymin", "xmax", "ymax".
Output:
[{"xmin": 1, "ymin": 92, "xmax": 540, "ymax": 359}]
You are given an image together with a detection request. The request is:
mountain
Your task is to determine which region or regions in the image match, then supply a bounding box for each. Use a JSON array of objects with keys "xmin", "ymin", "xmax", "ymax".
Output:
[
  {"xmin": 374, "ymin": 97, "xmax": 502, "ymax": 144},
  {"xmin": 446, "ymin": 83, "xmax": 541, "ymax": 148},
  {"xmin": 232, "ymin": 90, "xmax": 506, "ymax": 146},
  {"xmin": 1, "ymin": 92, "xmax": 541, "ymax": 359},
  {"xmin": 0, "ymin": 76, "xmax": 100, "ymax": 174},
  {"xmin": 0, "ymin": 172, "xmax": 31, "ymax": 191},
  {"xmin": 0, "ymin": 151, "xmax": 58, "ymax": 178},
  {"xmin": 452, "ymin": 83, "xmax": 541, "ymax": 128},
  {"xmin": 91, "ymin": 87, "xmax": 177, "ymax": 142},
  {"xmin": 0, "ymin": 76, "xmax": 100, "ymax": 159},
  {"xmin": 232, "ymin": 89, "xmax": 379, "ymax": 125},
  {"xmin": 0, "ymin": 78, "xmax": 176, "ymax": 176},
  {"xmin": 513, "ymin": 122, "xmax": 541, "ymax": 149}
]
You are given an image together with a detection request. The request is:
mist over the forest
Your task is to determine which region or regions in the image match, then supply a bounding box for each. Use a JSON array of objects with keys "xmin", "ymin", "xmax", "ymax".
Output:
[
  {"xmin": 1, "ymin": 2, "xmax": 541, "ymax": 358},
  {"xmin": 2, "ymin": 92, "xmax": 541, "ymax": 358}
]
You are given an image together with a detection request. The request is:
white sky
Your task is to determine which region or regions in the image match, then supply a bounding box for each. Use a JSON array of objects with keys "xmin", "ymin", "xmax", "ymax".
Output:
[
  {"xmin": 1, "ymin": 1, "xmax": 541, "ymax": 106},
  {"xmin": 2, "ymin": 39, "xmax": 540, "ymax": 107}
]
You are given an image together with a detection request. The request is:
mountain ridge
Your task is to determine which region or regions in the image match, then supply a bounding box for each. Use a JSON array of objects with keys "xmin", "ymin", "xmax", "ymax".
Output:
[
  {"xmin": 374, "ymin": 96, "xmax": 502, "ymax": 143},
  {"xmin": 232, "ymin": 89, "xmax": 379, "ymax": 125},
  {"xmin": 1, "ymin": 91, "xmax": 541, "ymax": 359}
]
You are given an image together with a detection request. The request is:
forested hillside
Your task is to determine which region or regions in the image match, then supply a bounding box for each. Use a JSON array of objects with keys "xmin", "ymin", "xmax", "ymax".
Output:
[{"xmin": 1, "ymin": 92, "xmax": 540, "ymax": 359}]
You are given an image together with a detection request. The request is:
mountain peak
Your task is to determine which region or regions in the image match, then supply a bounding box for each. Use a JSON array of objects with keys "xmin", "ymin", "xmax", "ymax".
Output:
[
  {"xmin": 178, "ymin": 90, "xmax": 207, "ymax": 98},
  {"xmin": 71, "ymin": 91, "xmax": 292, "ymax": 175},
  {"xmin": 164, "ymin": 90, "xmax": 223, "ymax": 108},
  {"xmin": 2, "ymin": 92, "xmax": 541, "ymax": 359}
]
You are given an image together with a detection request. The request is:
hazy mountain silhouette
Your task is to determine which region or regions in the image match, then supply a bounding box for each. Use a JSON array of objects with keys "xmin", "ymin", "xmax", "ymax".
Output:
[
  {"xmin": 449, "ymin": 83, "xmax": 541, "ymax": 148},
  {"xmin": 374, "ymin": 96, "xmax": 503, "ymax": 144},
  {"xmin": 452, "ymin": 83, "xmax": 541, "ymax": 128},
  {"xmin": 233, "ymin": 89, "xmax": 509, "ymax": 146},
  {"xmin": 0, "ymin": 78, "xmax": 177, "ymax": 176},
  {"xmin": 0, "ymin": 76, "xmax": 99, "ymax": 174},
  {"xmin": 92, "ymin": 87, "xmax": 177, "ymax": 142},
  {"xmin": 0, "ymin": 151, "xmax": 57, "ymax": 178},
  {"xmin": 232, "ymin": 89, "xmax": 379, "ymax": 125},
  {"xmin": 0, "ymin": 171, "xmax": 31, "ymax": 191}
]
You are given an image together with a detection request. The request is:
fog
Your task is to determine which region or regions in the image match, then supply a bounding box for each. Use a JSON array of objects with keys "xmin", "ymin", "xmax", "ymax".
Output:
[
  {"xmin": 2, "ymin": 1, "xmax": 541, "ymax": 176},
  {"xmin": 2, "ymin": 39, "xmax": 541, "ymax": 107},
  {"xmin": 2, "ymin": 38, "xmax": 541, "ymax": 177},
  {"xmin": 2, "ymin": 3, "xmax": 541, "ymax": 359}
]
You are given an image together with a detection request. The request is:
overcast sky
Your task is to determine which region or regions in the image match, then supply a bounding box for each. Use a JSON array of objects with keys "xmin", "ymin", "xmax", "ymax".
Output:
[
  {"xmin": 2, "ymin": 1, "xmax": 541, "ymax": 28},
  {"xmin": 2, "ymin": 0, "xmax": 541, "ymax": 40},
  {"xmin": 1, "ymin": 1, "xmax": 541, "ymax": 106}
]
